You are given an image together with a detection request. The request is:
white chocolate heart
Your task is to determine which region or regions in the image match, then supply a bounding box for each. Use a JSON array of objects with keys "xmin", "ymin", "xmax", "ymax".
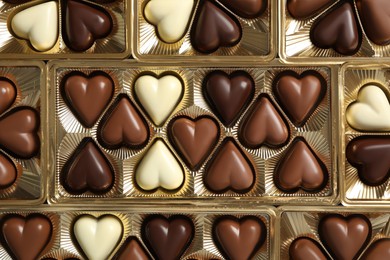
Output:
[
  {"xmin": 135, "ymin": 75, "xmax": 183, "ymax": 126},
  {"xmin": 346, "ymin": 84, "xmax": 390, "ymax": 131},
  {"xmin": 135, "ymin": 139, "xmax": 184, "ymax": 191},
  {"xmin": 11, "ymin": 1, "xmax": 58, "ymax": 52},
  {"xmin": 73, "ymin": 215, "xmax": 123, "ymax": 260},
  {"xmin": 144, "ymin": 0, "xmax": 194, "ymax": 43}
]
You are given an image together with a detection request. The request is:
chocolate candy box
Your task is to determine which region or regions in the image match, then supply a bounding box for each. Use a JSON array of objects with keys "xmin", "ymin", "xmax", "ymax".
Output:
[
  {"xmin": 47, "ymin": 60, "xmax": 337, "ymax": 204},
  {"xmin": 0, "ymin": 0, "xmax": 129, "ymax": 58},
  {"xmin": 0, "ymin": 206, "xmax": 274, "ymax": 259},
  {"xmin": 133, "ymin": 0, "xmax": 275, "ymax": 62}
]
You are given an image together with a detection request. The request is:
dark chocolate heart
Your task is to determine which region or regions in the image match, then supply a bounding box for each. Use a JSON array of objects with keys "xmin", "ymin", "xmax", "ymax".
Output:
[
  {"xmin": 319, "ymin": 214, "xmax": 371, "ymax": 260},
  {"xmin": 62, "ymin": 71, "xmax": 114, "ymax": 128},
  {"xmin": 287, "ymin": 0, "xmax": 333, "ymax": 19},
  {"xmin": 274, "ymin": 138, "xmax": 327, "ymax": 193},
  {"xmin": 239, "ymin": 95, "xmax": 289, "ymax": 149},
  {"xmin": 1, "ymin": 214, "xmax": 52, "ymax": 260},
  {"xmin": 213, "ymin": 216, "xmax": 266, "ymax": 260},
  {"xmin": 191, "ymin": 0, "xmax": 242, "ymax": 53},
  {"xmin": 204, "ymin": 139, "xmax": 254, "ymax": 193},
  {"xmin": 114, "ymin": 237, "xmax": 151, "ymax": 260},
  {"xmin": 310, "ymin": 2, "xmax": 361, "ymax": 55},
  {"xmin": 98, "ymin": 94, "xmax": 149, "ymax": 149},
  {"xmin": 0, "ymin": 152, "xmax": 17, "ymax": 189},
  {"xmin": 289, "ymin": 237, "xmax": 328, "ymax": 260},
  {"xmin": 169, "ymin": 116, "xmax": 219, "ymax": 170},
  {"xmin": 273, "ymin": 70, "xmax": 326, "ymax": 126},
  {"xmin": 218, "ymin": 0, "xmax": 267, "ymax": 19},
  {"xmin": 64, "ymin": 0, "xmax": 113, "ymax": 51},
  {"xmin": 204, "ymin": 70, "xmax": 254, "ymax": 127},
  {"xmin": 0, "ymin": 78, "xmax": 16, "ymax": 115},
  {"xmin": 361, "ymin": 238, "xmax": 390, "ymax": 260},
  {"xmin": 0, "ymin": 107, "xmax": 39, "ymax": 159},
  {"xmin": 61, "ymin": 138, "xmax": 114, "ymax": 194},
  {"xmin": 142, "ymin": 215, "xmax": 194, "ymax": 260},
  {"xmin": 346, "ymin": 136, "xmax": 390, "ymax": 186},
  {"xmin": 357, "ymin": 0, "xmax": 390, "ymax": 46}
]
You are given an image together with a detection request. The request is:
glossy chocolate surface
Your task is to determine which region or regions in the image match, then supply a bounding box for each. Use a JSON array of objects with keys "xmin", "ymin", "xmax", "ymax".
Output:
[
  {"xmin": 61, "ymin": 138, "xmax": 114, "ymax": 194},
  {"xmin": 347, "ymin": 137, "xmax": 390, "ymax": 186},
  {"xmin": 213, "ymin": 216, "xmax": 266, "ymax": 260},
  {"xmin": 115, "ymin": 237, "xmax": 150, "ymax": 260},
  {"xmin": 191, "ymin": 0, "xmax": 242, "ymax": 53},
  {"xmin": 62, "ymin": 71, "xmax": 114, "ymax": 128},
  {"xmin": 219, "ymin": 0, "xmax": 267, "ymax": 19},
  {"xmin": 289, "ymin": 237, "xmax": 327, "ymax": 260},
  {"xmin": 204, "ymin": 139, "xmax": 254, "ymax": 193},
  {"xmin": 287, "ymin": 0, "xmax": 333, "ymax": 19},
  {"xmin": 0, "ymin": 153, "xmax": 16, "ymax": 189},
  {"xmin": 142, "ymin": 215, "xmax": 194, "ymax": 260},
  {"xmin": 0, "ymin": 78, "xmax": 16, "ymax": 115},
  {"xmin": 204, "ymin": 70, "xmax": 254, "ymax": 127},
  {"xmin": 361, "ymin": 238, "xmax": 390, "ymax": 260}
]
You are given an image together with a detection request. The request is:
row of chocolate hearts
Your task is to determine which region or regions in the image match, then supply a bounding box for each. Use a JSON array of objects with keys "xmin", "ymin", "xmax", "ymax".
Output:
[
  {"xmin": 144, "ymin": 0, "xmax": 267, "ymax": 53},
  {"xmin": 8, "ymin": 0, "xmax": 112, "ymax": 52},
  {"xmin": 290, "ymin": 214, "xmax": 389, "ymax": 260},
  {"xmin": 288, "ymin": 0, "xmax": 390, "ymax": 55},
  {"xmin": 1, "ymin": 213, "xmax": 267, "ymax": 260}
]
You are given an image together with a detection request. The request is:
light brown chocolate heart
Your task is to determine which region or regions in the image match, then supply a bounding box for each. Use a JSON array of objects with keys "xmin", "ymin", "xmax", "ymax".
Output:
[
  {"xmin": 98, "ymin": 95, "xmax": 149, "ymax": 149},
  {"xmin": 0, "ymin": 78, "xmax": 16, "ymax": 115},
  {"xmin": 287, "ymin": 0, "xmax": 333, "ymax": 19},
  {"xmin": 169, "ymin": 116, "xmax": 219, "ymax": 170},
  {"xmin": 239, "ymin": 95, "xmax": 289, "ymax": 149},
  {"xmin": 62, "ymin": 72, "xmax": 114, "ymax": 128},
  {"xmin": 0, "ymin": 152, "xmax": 17, "ymax": 189},
  {"xmin": 274, "ymin": 138, "xmax": 327, "ymax": 193},
  {"xmin": 204, "ymin": 139, "xmax": 254, "ymax": 193},
  {"xmin": 1, "ymin": 214, "xmax": 52, "ymax": 260},
  {"xmin": 289, "ymin": 237, "xmax": 328, "ymax": 260},
  {"xmin": 361, "ymin": 238, "xmax": 390, "ymax": 260},
  {"xmin": 319, "ymin": 214, "xmax": 371, "ymax": 260},
  {"xmin": 213, "ymin": 216, "xmax": 266, "ymax": 260},
  {"xmin": 114, "ymin": 237, "xmax": 150, "ymax": 260},
  {"xmin": 219, "ymin": 0, "xmax": 267, "ymax": 18},
  {"xmin": 0, "ymin": 107, "xmax": 39, "ymax": 159},
  {"xmin": 274, "ymin": 70, "xmax": 326, "ymax": 126}
]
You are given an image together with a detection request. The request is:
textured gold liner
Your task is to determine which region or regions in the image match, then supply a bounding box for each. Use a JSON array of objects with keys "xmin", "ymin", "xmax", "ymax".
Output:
[
  {"xmin": 278, "ymin": 206, "xmax": 390, "ymax": 259},
  {"xmin": 0, "ymin": 61, "xmax": 45, "ymax": 204},
  {"xmin": 340, "ymin": 63, "xmax": 390, "ymax": 206},
  {"xmin": 48, "ymin": 60, "xmax": 337, "ymax": 205},
  {"xmin": 0, "ymin": 0, "xmax": 129, "ymax": 58},
  {"xmin": 0, "ymin": 206, "xmax": 275, "ymax": 260},
  {"xmin": 279, "ymin": 0, "xmax": 390, "ymax": 63},
  {"xmin": 133, "ymin": 0, "xmax": 276, "ymax": 62}
]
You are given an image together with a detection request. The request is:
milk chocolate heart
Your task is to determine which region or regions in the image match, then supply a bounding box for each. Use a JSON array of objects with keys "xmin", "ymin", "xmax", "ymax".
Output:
[
  {"xmin": 361, "ymin": 238, "xmax": 390, "ymax": 260},
  {"xmin": 0, "ymin": 107, "xmax": 39, "ymax": 159},
  {"xmin": 204, "ymin": 70, "xmax": 254, "ymax": 127},
  {"xmin": 98, "ymin": 94, "xmax": 149, "ymax": 149},
  {"xmin": 114, "ymin": 237, "xmax": 150, "ymax": 260},
  {"xmin": 64, "ymin": 0, "xmax": 112, "ymax": 51},
  {"xmin": 274, "ymin": 138, "xmax": 327, "ymax": 193},
  {"xmin": 319, "ymin": 214, "xmax": 371, "ymax": 260},
  {"xmin": 142, "ymin": 215, "xmax": 194, "ymax": 260},
  {"xmin": 1, "ymin": 214, "xmax": 52, "ymax": 260},
  {"xmin": 357, "ymin": 0, "xmax": 390, "ymax": 46},
  {"xmin": 0, "ymin": 78, "xmax": 16, "ymax": 115},
  {"xmin": 191, "ymin": 0, "xmax": 242, "ymax": 53},
  {"xmin": 274, "ymin": 70, "xmax": 326, "ymax": 126},
  {"xmin": 218, "ymin": 0, "xmax": 267, "ymax": 18},
  {"xmin": 0, "ymin": 153, "xmax": 17, "ymax": 189},
  {"xmin": 62, "ymin": 71, "xmax": 114, "ymax": 128},
  {"xmin": 289, "ymin": 237, "xmax": 328, "ymax": 260},
  {"xmin": 310, "ymin": 2, "xmax": 361, "ymax": 55},
  {"xmin": 239, "ymin": 96, "xmax": 289, "ymax": 149},
  {"xmin": 204, "ymin": 139, "xmax": 254, "ymax": 193},
  {"xmin": 61, "ymin": 138, "xmax": 114, "ymax": 194},
  {"xmin": 213, "ymin": 216, "xmax": 266, "ymax": 260},
  {"xmin": 287, "ymin": 0, "xmax": 333, "ymax": 19},
  {"xmin": 346, "ymin": 136, "xmax": 390, "ymax": 186},
  {"xmin": 169, "ymin": 116, "xmax": 219, "ymax": 170}
]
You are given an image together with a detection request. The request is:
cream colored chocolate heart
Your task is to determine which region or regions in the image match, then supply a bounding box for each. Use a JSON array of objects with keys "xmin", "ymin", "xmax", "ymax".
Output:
[
  {"xmin": 11, "ymin": 1, "xmax": 58, "ymax": 52},
  {"xmin": 135, "ymin": 75, "xmax": 183, "ymax": 126},
  {"xmin": 135, "ymin": 139, "xmax": 184, "ymax": 191},
  {"xmin": 73, "ymin": 215, "xmax": 123, "ymax": 260},
  {"xmin": 346, "ymin": 84, "xmax": 390, "ymax": 131},
  {"xmin": 144, "ymin": 0, "xmax": 194, "ymax": 43}
]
